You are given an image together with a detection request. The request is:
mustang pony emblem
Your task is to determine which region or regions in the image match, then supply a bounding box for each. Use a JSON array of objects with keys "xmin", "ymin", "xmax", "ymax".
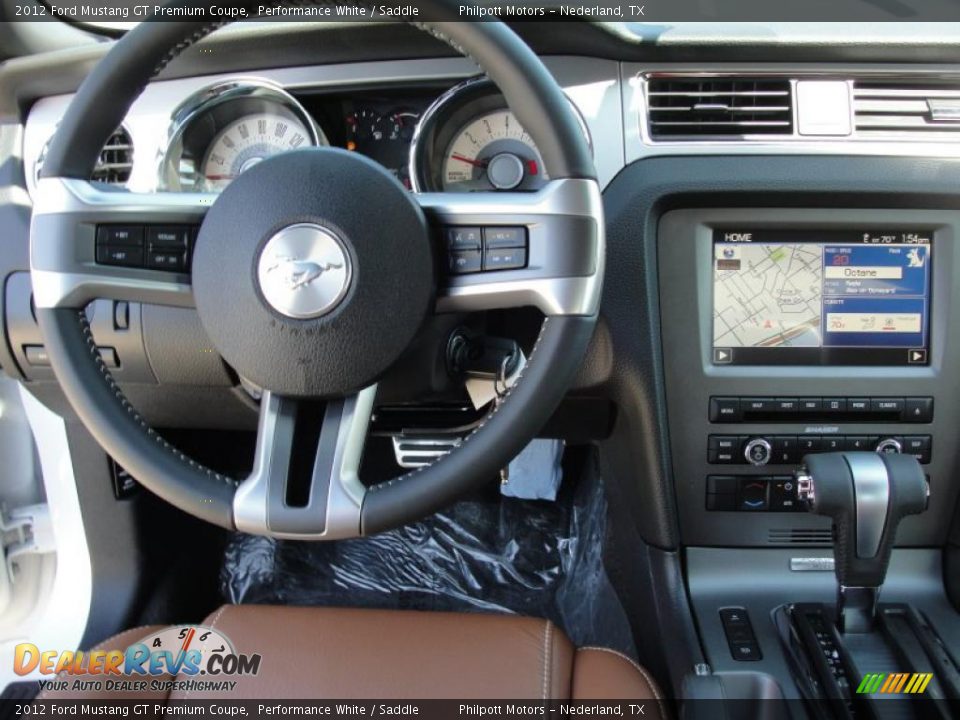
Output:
[{"xmin": 265, "ymin": 255, "xmax": 344, "ymax": 290}]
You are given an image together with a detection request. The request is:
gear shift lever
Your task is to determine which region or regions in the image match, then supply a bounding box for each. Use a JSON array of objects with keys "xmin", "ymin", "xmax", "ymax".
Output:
[{"xmin": 795, "ymin": 452, "xmax": 928, "ymax": 633}]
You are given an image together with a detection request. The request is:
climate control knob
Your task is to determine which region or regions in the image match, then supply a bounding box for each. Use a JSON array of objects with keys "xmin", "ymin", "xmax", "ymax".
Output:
[
  {"xmin": 876, "ymin": 438, "xmax": 903, "ymax": 455},
  {"xmin": 744, "ymin": 438, "xmax": 773, "ymax": 466}
]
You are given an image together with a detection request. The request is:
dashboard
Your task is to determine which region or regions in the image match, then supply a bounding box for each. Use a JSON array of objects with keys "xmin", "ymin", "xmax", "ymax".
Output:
[
  {"xmin": 6, "ymin": 24, "xmax": 960, "ymax": 562},
  {"xmin": 62, "ymin": 73, "xmax": 590, "ymax": 199}
]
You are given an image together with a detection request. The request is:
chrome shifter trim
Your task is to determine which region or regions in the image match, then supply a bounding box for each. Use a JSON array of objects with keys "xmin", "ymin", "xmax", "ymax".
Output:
[{"xmin": 844, "ymin": 453, "xmax": 891, "ymax": 559}]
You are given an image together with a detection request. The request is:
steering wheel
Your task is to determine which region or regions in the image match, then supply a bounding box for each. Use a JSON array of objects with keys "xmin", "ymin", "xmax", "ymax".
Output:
[{"xmin": 29, "ymin": 7, "xmax": 603, "ymax": 539}]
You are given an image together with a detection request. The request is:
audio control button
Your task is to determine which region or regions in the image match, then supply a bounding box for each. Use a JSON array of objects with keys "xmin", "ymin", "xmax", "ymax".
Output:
[
  {"xmin": 903, "ymin": 436, "xmax": 932, "ymax": 464},
  {"xmin": 744, "ymin": 438, "xmax": 773, "ymax": 466},
  {"xmin": 821, "ymin": 436, "xmax": 843, "ymax": 452},
  {"xmin": 771, "ymin": 436, "xmax": 798, "ymax": 464},
  {"xmin": 876, "ymin": 437, "xmax": 903, "ymax": 455},
  {"xmin": 708, "ymin": 435, "xmax": 741, "ymax": 464},
  {"xmin": 903, "ymin": 398, "xmax": 933, "ymax": 423}
]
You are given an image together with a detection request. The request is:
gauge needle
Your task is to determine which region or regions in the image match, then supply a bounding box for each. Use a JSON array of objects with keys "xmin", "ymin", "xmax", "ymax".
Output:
[
  {"xmin": 204, "ymin": 174, "xmax": 236, "ymax": 180},
  {"xmin": 450, "ymin": 153, "xmax": 488, "ymax": 168}
]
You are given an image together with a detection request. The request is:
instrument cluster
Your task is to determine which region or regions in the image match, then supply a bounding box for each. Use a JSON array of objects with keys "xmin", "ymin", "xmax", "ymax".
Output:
[{"xmin": 159, "ymin": 78, "xmax": 589, "ymax": 195}]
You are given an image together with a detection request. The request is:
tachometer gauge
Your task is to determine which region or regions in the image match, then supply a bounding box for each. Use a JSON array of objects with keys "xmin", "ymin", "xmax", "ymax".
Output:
[
  {"xmin": 409, "ymin": 77, "xmax": 590, "ymax": 193},
  {"xmin": 441, "ymin": 110, "xmax": 547, "ymax": 192},
  {"xmin": 201, "ymin": 113, "xmax": 311, "ymax": 192}
]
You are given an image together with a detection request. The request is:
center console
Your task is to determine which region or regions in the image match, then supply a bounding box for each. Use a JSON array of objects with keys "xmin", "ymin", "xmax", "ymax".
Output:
[
  {"xmin": 658, "ymin": 207, "xmax": 960, "ymax": 716},
  {"xmin": 658, "ymin": 208, "xmax": 960, "ymax": 549}
]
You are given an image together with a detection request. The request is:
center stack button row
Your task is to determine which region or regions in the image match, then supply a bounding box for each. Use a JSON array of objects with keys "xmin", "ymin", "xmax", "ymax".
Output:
[{"xmin": 709, "ymin": 434, "xmax": 931, "ymax": 465}]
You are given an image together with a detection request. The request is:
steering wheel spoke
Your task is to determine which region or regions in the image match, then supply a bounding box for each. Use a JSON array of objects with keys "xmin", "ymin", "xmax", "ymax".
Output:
[
  {"xmin": 419, "ymin": 178, "xmax": 604, "ymax": 316},
  {"xmin": 31, "ymin": 177, "xmax": 212, "ymax": 310},
  {"xmin": 233, "ymin": 386, "xmax": 376, "ymax": 539}
]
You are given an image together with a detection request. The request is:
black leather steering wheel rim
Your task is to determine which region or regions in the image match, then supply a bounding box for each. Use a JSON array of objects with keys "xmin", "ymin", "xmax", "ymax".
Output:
[{"xmin": 32, "ymin": 6, "xmax": 602, "ymax": 537}]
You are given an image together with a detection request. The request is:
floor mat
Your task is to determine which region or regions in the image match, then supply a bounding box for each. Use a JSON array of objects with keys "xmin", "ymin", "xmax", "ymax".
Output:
[{"xmin": 220, "ymin": 451, "xmax": 637, "ymax": 658}]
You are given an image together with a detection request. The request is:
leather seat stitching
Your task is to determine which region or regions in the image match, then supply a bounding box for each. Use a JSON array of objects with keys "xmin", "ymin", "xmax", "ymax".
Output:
[
  {"xmin": 576, "ymin": 647, "xmax": 663, "ymax": 702},
  {"xmin": 541, "ymin": 620, "xmax": 552, "ymax": 700},
  {"xmin": 35, "ymin": 625, "xmax": 159, "ymax": 700},
  {"xmin": 181, "ymin": 606, "xmax": 230, "ymax": 702}
]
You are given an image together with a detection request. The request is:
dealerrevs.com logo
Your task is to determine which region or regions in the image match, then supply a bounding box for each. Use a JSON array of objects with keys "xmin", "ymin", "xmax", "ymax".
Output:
[{"xmin": 15, "ymin": 626, "xmax": 261, "ymax": 694}]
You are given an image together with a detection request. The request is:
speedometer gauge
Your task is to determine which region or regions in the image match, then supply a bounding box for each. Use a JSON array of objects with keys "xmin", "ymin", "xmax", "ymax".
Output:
[
  {"xmin": 441, "ymin": 110, "xmax": 547, "ymax": 192},
  {"xmin": 160, "ymin": 80, "xmax": 325, "ymax": 193},
  {"xmin": 201, "ymin": 113, "xmax": 311, "ymax": 192}
]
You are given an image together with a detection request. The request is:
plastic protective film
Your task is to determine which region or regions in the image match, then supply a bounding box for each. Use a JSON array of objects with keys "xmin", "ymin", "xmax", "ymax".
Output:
[{"xmin": 220, "ymin": 451, "xmax": 636, "ymax": 659}]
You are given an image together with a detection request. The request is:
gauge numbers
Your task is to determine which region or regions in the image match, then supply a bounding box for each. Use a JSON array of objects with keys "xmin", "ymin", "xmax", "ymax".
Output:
[
  {"xmin": 442, "ymin": 110, "xmax": 548, "ymax": 192},
  {"xmin": 201, "ymin": 112, "xmax": 312, "ymax": 192}
]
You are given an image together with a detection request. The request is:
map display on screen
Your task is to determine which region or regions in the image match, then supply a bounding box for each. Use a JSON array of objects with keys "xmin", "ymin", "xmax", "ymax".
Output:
[{"xmin": 712, "ymin": 229, "xmax": 932, "ymax": 366}]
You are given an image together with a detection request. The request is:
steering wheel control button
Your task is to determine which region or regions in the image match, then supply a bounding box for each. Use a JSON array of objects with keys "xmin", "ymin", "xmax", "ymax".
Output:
[
  {"xmin": 449, "ymin": 249, "xmax": 482, "ymax": 274},
  {"xmin": 147, "ymin": 250, "xmax": 188, "ymax": 272},
  {"xmin": 484, "ymin": 246, "xmax": 527, "ymax": 271},
  {"xmin": 443, "ymin": 225, "xmax": 529, "ymax": 275},
  {"xmin": 445, "ymin": 227, "xmax": 482, "ymax": 251},
  {"xmin": 97, "ymin": 225, "xmax": 144, "ymax": 247},
  {"xmin": 96, "ymin": 243, "xmax": 144, "ymax": 267},
  {"xmin": 147, "ymin": 226, "xmax": 191, "ymax": 250},
  {"xmin": 484, "ymin": 227, "xmax": 526, "ymax": 249},
  {"xmin": 96, "ymin": 224, "xmax": 197, "ymax": 271},
  {"xmin": 257, "ymin": 223, "xmax": 352, "ymax": 320},
  {"xmin": 745, "ymin": 438, "xmax": 773, "ymax": 466}
]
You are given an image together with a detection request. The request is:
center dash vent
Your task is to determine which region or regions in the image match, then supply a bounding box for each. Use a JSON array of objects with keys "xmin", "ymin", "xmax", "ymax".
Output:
[
  {"xmin": 647, "ymin": 76, "xmax": 793, "ymax": 139},
  {"xmin": 854, "ymin": 80, "xmax": 960, "ymax": 138},
  {"xmin": 35, "ymin": 126, "xmax": 133, "ymax": 188},
  {"xmin": 768, "ymin": 528, "xmax": 832, "ymax": 546}
]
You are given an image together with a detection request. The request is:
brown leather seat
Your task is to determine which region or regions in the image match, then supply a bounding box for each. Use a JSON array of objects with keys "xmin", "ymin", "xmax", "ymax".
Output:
[{"xmin": 38, "ymin": 605, "xmax": 664, "ymax": 709}]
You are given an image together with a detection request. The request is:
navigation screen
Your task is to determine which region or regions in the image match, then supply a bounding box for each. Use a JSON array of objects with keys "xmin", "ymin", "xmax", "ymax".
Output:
[{"xmin": 712, "ymin": 229, "xmax": 932, "ymax": 366}]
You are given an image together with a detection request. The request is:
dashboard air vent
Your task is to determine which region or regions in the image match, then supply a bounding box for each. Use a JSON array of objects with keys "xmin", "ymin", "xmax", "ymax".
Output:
[
  {"xmin": 854, "ymin": 80, "xmax": 960, "ymax": 138},
  {"xmin": 768, "ymin": 528, "xmax": 832, "ymax": 545},
  {"xmin": 647, "ymin": 77, "xmax": 793, "ymax": 139},
  {"xmin": 35, "ymin": 126, "xmax": 133, "ymax": 188},
  {"xmin": 91, "ymin": 127, "xmax": 134, "ymax": 184}
]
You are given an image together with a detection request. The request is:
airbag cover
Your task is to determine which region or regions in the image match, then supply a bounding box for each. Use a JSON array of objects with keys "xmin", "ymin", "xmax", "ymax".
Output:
[{"xmin": 192, "ymin": 148, "xmax": 434, "ymax": 397}]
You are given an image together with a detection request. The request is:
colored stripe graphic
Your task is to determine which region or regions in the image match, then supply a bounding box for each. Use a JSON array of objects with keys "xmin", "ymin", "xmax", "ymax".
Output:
[
  {"xmin": 893, "ymin": 673, "xmax": 910, "ymax": 693},
  {"xmin": 856, "ymin": 672, "xmax": 933, "ymax": 694}
]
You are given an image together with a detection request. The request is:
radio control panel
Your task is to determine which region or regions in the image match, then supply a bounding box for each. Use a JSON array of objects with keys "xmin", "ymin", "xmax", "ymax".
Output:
[
  {"xmin": 659, "ymin": 208, "xmax": 960, "ymax": 548},
  {"xmin": 709, "ymin": 396, "xmax": 933, "ymax": 424},
  {"xmin": 707, "ymin": 433, "xmax": 931, "ymax": 466}
]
